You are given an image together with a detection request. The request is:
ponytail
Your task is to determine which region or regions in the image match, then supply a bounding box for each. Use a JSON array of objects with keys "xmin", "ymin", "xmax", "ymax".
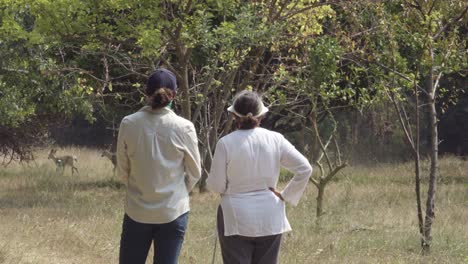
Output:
[
  {"xmin": 236, "ymin": 113, "xmax": 261, "ymax": 130},
  {"xmin": 149, "ymin": 88, "xmax": 173, "ymax": 109}
]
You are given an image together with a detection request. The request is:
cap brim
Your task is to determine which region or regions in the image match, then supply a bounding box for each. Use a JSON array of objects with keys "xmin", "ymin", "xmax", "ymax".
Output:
[
  {"xmin": 227, "ymin": 104, "xmax": 268, "ymax": 118},
  {"xmin": 258, "ymin": 105, "xmax": 269, "ymax": 116}
]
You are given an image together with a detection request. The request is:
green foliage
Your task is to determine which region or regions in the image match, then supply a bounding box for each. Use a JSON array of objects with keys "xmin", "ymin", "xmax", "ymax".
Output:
[
  {"xmin": 0, "ymin": 82, "xmax": 35, "ymax": 127},
  {"xmin": 0, "ymin": 0, "xmax": 466, "ymax": 163}
]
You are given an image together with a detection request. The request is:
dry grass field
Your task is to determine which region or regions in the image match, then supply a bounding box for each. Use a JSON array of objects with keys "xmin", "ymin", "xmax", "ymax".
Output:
[{"xmin": 0, "ymin": 147, "xmax": 467, "ymax": 264}]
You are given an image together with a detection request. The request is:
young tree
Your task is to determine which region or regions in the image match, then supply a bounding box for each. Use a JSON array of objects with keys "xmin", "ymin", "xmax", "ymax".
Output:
[
  {"xmin": 338, "ymin": 0, "xmax": 467, "ymax": 252},
  {"xmin": 383, "ymin": 0, "xmax": 466, "ymax": 252}
]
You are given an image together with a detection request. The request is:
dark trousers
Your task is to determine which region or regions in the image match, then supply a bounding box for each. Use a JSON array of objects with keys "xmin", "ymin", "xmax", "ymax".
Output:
[
  {"xmin": 119, "ymin": 212, "xmax": 188, "ymax": 264},
  {"xmin": 217, "ymin": 206, "xmax": 282, "ymax": 264}
]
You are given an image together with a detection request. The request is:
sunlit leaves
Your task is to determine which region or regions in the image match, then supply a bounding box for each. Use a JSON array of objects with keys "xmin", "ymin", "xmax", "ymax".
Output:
[
  {"xmin": 285, "ymin": 0, "xmax": 334, "ymax": 37},
  {"xmin": 137, "ymin": 27, "xmax": 163, "ymax": 57}
]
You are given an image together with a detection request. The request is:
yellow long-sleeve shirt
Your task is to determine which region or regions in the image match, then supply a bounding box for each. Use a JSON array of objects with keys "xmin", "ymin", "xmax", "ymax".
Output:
[{"xmin": 117, "ymin": 106, "xmax": 201, "ymax": 224}]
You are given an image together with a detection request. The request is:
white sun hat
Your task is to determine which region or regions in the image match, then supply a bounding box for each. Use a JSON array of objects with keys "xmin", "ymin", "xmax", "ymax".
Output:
[{"xmin": 227, "ymin": 91, "xmax": 269, "ymax": 118}]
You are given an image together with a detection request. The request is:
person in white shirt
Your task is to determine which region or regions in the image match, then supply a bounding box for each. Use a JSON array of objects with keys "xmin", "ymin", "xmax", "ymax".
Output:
[
  {"xmin": 117, "ymin": 68, "xmax": 201, "ymax": 264},
  {"xmin": 207, "ymin": 91, "xmax": 313, "ymax": 264}
]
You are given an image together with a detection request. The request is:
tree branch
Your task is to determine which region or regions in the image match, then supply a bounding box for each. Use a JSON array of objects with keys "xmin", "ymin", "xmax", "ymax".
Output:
[
  {"xmin": 385, "ymin": 87, "xmax": 416, "ymax": 153},
  {"xmin": 433, "ymin": 6, "xmax": 468, "ymax": 40},
  {"xmin": 374, "ymin": 61, "xmax": 430, "ymax": 97},
  {"xmin": 322, "ymin": 163, "xmax": 347, "ymax": 185}
]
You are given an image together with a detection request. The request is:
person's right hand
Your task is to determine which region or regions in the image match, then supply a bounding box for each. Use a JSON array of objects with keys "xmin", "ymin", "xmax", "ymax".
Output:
[{"xmin": 269, "ymin": 187, "xmax": 284, "ymax": 202}]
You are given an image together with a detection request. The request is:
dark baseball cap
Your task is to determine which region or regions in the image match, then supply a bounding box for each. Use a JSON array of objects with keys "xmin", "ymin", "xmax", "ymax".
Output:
[{"xmin": 146, "ymin": 69, "xmax": 177, "ymax": 95}]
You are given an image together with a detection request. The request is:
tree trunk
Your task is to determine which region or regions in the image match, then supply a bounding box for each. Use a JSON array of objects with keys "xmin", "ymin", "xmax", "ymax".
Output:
[
  {"xmin": 413, "ymin": 82, "xmax": 425, "ymax": 248},
  {"xmin": 423, "ymin": 95, "xmax": 438, "ymax": 252},
  {"xmin": 198, "ymin": 153, "xmax": 211, "ymax": 193},
  {"xmin": 316, "ymin": 183, "xmax": 325, "ymax": 218},
  {"xmin": 414, "ymin": 151, "xmax": 426, "ymax": 248},
  {"xmin": 179, "ymin": 62, "xmax": 191, "ymax": 120},
  {"xmin": 422, "ymin": 53, "xmax": 438, "ymax": 253},
  {"xmin": 197, "ymin": 71, "xmax": 236, "ymax": 192}
]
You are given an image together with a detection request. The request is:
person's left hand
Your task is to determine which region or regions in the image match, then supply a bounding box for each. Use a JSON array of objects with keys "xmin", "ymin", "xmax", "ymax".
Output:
[{"xmin": 269, "ymin": 187, "xmax": 284, "ymax": 202}]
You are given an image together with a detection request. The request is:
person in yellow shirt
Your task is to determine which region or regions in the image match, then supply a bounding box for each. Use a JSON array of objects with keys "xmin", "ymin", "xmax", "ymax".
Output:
[{"xmin": 117, "ymin": 69, "xmax": 201, "ymax": 264}]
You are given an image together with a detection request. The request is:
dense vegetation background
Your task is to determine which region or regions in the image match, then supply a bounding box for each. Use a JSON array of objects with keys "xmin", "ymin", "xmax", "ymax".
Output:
[{"xmin": 1, "ymin": 0, "xmax": 466, "ymax": 163}]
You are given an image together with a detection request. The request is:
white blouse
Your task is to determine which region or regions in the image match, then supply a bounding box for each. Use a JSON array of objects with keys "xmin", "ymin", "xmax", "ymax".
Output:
[{"xmin": 207, "ymin": 127, "xmax": 312, "ymax": 237}]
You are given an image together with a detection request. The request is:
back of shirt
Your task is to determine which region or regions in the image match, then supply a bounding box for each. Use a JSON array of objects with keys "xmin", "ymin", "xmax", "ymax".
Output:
[
  {"xmin": 207, "ymin": 127, "xmax": 312, "ymax": 206},
  {"xmin": 117, "ymin": 106, "xmax": 201, "ymax": 224},
  {"xmin": 222, "ymin": 128, "xmax": 283, "ymax": 193}
]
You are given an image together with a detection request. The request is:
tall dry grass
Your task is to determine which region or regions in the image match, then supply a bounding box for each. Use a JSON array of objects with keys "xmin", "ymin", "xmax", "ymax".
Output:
[{"xmin": 0, "ymin": 147, "xmax": 467, "ymax": 263}]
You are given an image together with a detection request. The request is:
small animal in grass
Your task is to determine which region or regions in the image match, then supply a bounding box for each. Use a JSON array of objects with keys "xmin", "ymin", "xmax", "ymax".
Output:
[
  {"xmin": 48, "ymin": 149, "xmax": 78, "ymax": 175},
  {"xmin": 101, "ymin": 150, "xmax": 117, "ymax": 172}
]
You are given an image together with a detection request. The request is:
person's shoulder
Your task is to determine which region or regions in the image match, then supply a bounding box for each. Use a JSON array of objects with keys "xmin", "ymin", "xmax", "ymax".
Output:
[
  {"xmin": 218, "ymin": 133, "xmax": 232, "ymax": 142},
  {"xmin": 217, "ymin": 130, "xmax": 240, "ymax": 146},
  {"xmin": 172, "ymin": 114, "xmax": 193, "ymax": 126},
  {"xmin": 257, "ymin": 127, "xmax": 284, "ymax": 139},
  {"xmin": 168, "ymin": 112, "xmax": 195, "ymax": 132},
  {"xmin": 121, "ymin": 112, "xmax": 140, "ymax": 125},
  {"xmin": 220, "ymin": 129, "xmax": 244, "ymax": 140}
]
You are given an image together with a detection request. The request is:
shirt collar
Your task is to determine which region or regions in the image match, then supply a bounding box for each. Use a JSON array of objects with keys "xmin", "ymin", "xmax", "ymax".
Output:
[{"xmin": 138, "ymin": 105, "xmax": 174, "ymax": 115}]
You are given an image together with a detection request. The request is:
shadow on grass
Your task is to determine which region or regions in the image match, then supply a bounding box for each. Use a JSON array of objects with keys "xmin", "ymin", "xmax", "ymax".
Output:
[
  {"xmin": 388, "ymin": 175, "xmax": 468, "ymax": 186},
  {"xmin": 0, "ymin": 188, "xmax": 51, "ymax": 209},
  {"xmin": 437, "ymin": 175, "xmax": 467, "ymax": 185},
  {"xmin": 0, "ymin": 178, "xmax": 124, "ymax": 209},
  {"xmin": 71, "ymin": 178, "xmax": 125, "ymax": 191}
]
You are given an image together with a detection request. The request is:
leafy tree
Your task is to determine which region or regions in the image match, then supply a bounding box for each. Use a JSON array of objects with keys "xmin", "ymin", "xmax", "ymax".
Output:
[
  {"xmin": 0, "ymin": 2, "xmax": 93, "ymax": 162},
  {"xmin": 333, "ymin": 0, "xmax": 467, "ymax": 252}
]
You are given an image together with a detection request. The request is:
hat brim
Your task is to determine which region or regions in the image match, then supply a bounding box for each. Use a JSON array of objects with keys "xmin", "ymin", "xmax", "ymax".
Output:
[{"xmin": 227, "ymin": 104, "xmax": 269, "ymax": 118}]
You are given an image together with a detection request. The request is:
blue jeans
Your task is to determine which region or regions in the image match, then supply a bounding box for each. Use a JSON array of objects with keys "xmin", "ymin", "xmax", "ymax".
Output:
[{"xmin": 119, "ymin": 212, "xmax": 189, "ymax": 264}]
